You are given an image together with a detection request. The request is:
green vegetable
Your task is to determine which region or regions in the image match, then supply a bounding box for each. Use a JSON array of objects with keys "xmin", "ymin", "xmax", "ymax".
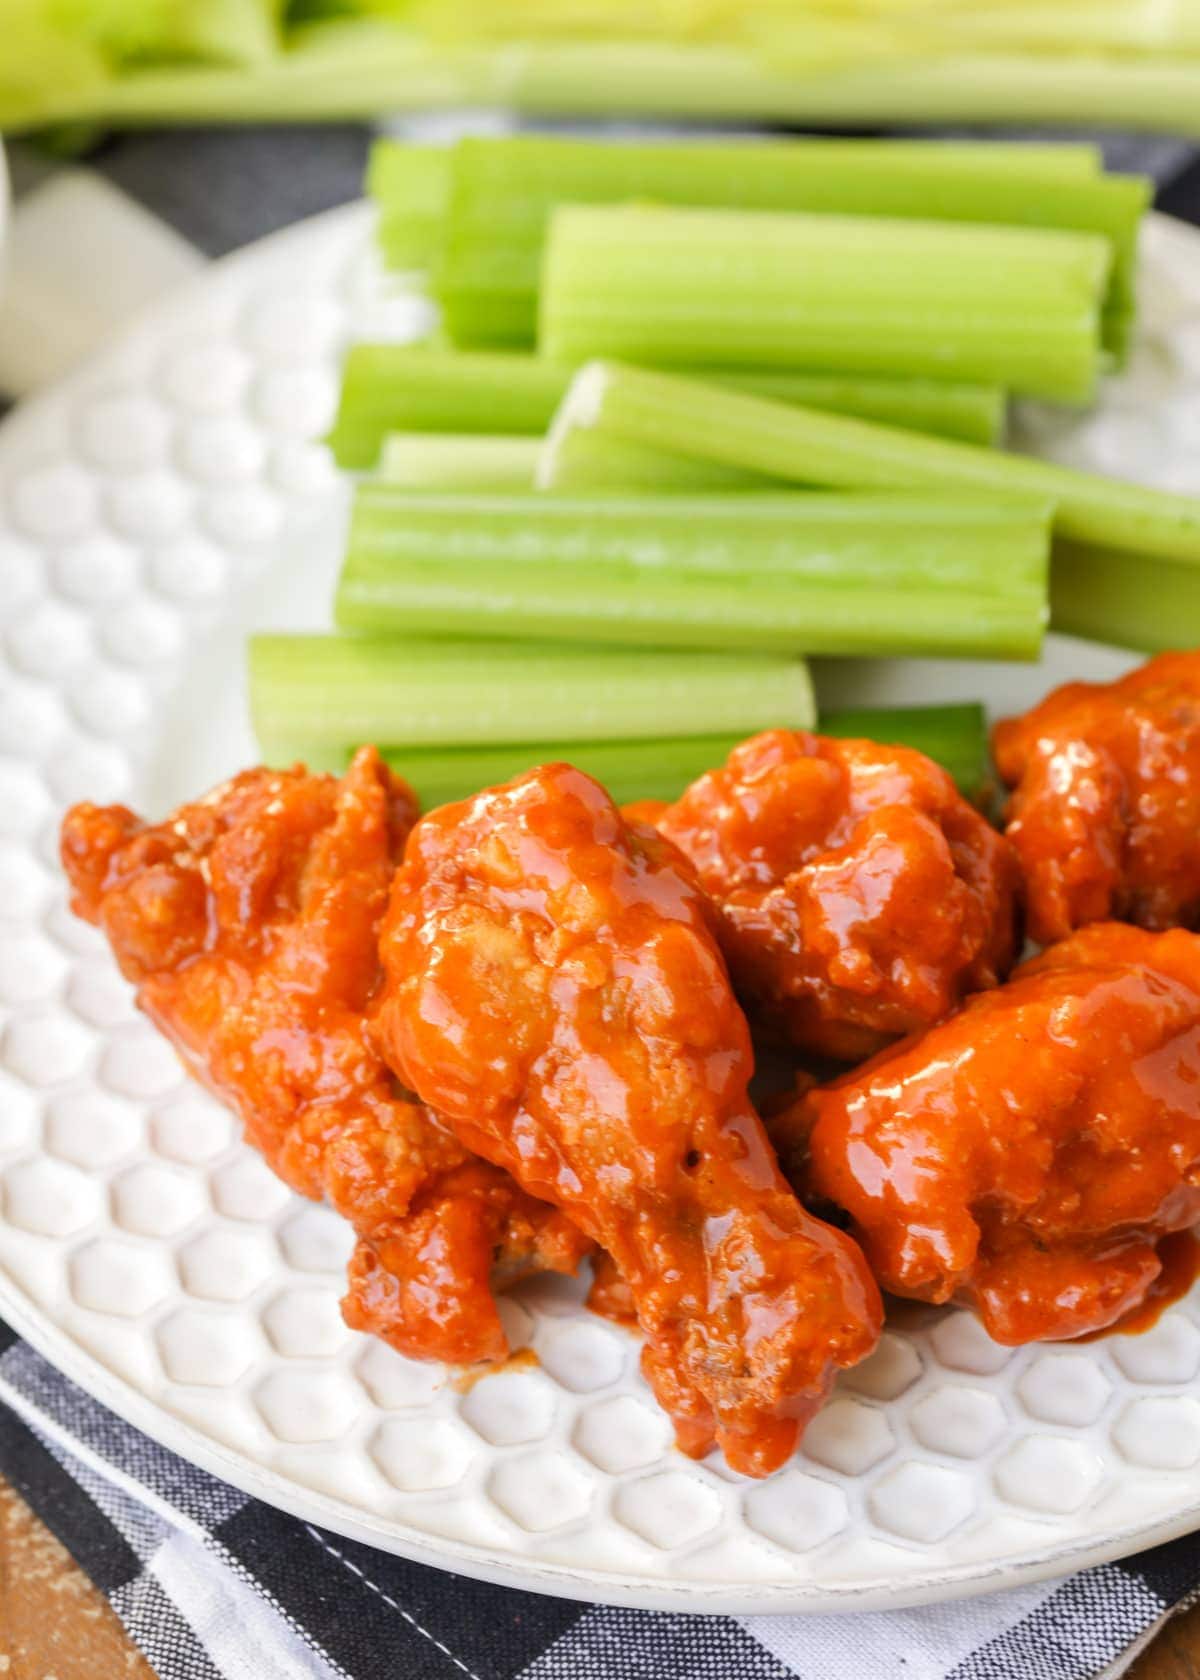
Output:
[
  {"xmin": 326, "ymin": 346, "xmax": 570, "ymax": 470},
  {"xmin": 553, "ymin": 361, "xmax": 1200, "ymax": 567},
  {"xmin": 258, "ymin": 702, "xmax": 988, "ymax": 806},
  {"xmin": 336, "ymin": 488, "xmax": 1051, "ymax": 659},
  {"xmin": 725, "ymin": 372, "xmax": 1004, "ymax": 448},
  {"xmin": 1051, "ymin": 542, "xmax": 1200, "ymax": 653},
  {"xmin": 4, "ymin": 0, "xmax": 279, "ymax": 129},
  {"xmin": 538, "ymin": 430, "xmax": 773, "ymax": 494},
  {"xmin": 380, "ymin": 432, "xmax": 542, "ymax": 492},
  {"xmin": 248, "ymin": 633, "xmax": 815, "ymax": 747},
  {"xmin": 7, "ymin": 23, "xmax": 1198, "ymax": 142},
  {"xmin": 374, "ymin": 133, "xmax": 1143, "ymax": 355},
  {"xmin": 540, "ymin": 205, "xmax": 1110, "ymax": 402},
  {"xmin": 326, "ymin": 344, "xmax": 1004, "ymax": 470}
]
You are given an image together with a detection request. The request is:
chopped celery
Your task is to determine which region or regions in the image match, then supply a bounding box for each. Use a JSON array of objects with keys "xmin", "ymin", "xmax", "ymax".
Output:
[
  {"xmin": 257, "ymin": 702, "xmax": 988, "ymax": 806},
  {"xmin": 11, "ymin": 28, "xmax": 1200, "ymax": 143},
  {"xmin": 538, "ymin": 430, "xmax": 773, "ymax": 493},
  {"xmin": 1051, "ymin": 542, "xmax": 1200, "ymax": 652},
  {"xmin": 327, "ymin": 344, "xmax": 1005, "ymax": 470},
  {"xmin": 540, "ymin": 206, "xmax": 1109, "ymax": 402},
  {"xmin": 367, "ymin": 143, "xmax": 453, "ymax": 270},
  {"xmin": 326, "ymin": 346, "xmax": 571, "ymax": 469},
  {"xmin": 248, "ymin": 633, "xmax": 815, "ymax": 747},
  {"xmin": 378, "ymin": 134, "xmax": 1144, "ymax": 354},
  {"xmin": 554, "ymin": 362, "xmax": 1200, "ymax": 567},
  {"xmin": 381, "ymin": 432, "xmax": 541, "ymax": 491},
  {"xmin": 723, "ymin": 372, "xmax": 1004, "ymax": 448},
  {"xmin": 337, "ymin": 488, "xmax": 1051, "ymax": 659},
  {"xmin": 263, "ymin": 733, "xmax": 753, "ymax": 806}
]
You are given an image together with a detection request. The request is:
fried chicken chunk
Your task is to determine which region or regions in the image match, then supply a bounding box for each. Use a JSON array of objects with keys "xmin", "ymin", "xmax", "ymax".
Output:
[
  {"xmin": 653, "ymin": 730, "xmax": 1020, "ymax": 1060},
  {"xmin": 775, "ymin": 924, "xmax": 1200, "ymax": 1345},
  {"xmin": 994, "ymin": 652, "xmax": 1200, "ymax": 944},
  {"xmin": 60, "ymin": 748, "xmax": 587, "ymax": 1367},
  {"xmin": 374, "ymin": 763, "xmax": 881, "ymax": 1475}
]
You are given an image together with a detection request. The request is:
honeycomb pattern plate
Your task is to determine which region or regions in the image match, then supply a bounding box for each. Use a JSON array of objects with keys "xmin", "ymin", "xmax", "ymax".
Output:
[{"xmin": 2, "ymin": 203, "xmax": 1200, "ymax": 1614}]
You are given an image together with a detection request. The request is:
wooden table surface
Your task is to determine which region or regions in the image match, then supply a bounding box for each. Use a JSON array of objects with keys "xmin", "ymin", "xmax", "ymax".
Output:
[{"xmin": 0, "ymin": 1473, "xmax": 1196, "ymax": 1678}]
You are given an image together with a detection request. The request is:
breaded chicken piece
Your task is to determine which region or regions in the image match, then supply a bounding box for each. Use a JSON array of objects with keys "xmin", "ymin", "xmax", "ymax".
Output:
[
  {"xmin": 61, "ymin": 748, "xmax": 587, "ymax": 1367},
  {"xmin": 775, "ymin": 923, "xmax": 1200, "ymax": 1344},
  {"xmin": 374, "ymin": 763, "xmax": 881, "ymax": 1475},
  {"xmin": 654, "ymin": 730, "xmax": 1019, "ymax": 1059},
  {"xmin": 995, "ymin": 651, "xmax": 1200, "ymax": 943}
]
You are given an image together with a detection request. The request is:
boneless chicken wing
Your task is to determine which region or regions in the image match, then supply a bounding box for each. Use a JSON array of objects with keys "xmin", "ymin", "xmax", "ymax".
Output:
[
  {"xmin": 60, "ymin": 748, "xmax": 587, "ymax": 1367},
  {"xmin": 773, "ymin": 923, "xmax": 1200, "ymax": 1345},
  {"xmin": 374, "ymin": 763, "xmax": 882, "ymax": 1475},
  {"xmin": 654, "ymin": 730, "xmax": 1020, "ymax": 1059},
  {"xmin": 995, "ymin": 651, "xmax": 1200, "ymax": 944}
]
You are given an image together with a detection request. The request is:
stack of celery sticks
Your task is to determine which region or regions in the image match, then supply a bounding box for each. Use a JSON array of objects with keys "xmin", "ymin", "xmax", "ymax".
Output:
[
  {"xmin": 250, "ymin": 133, "xmax": 1200, "ymax": 809},
  {"xmin": 9, "ymin": 1, "xmax": 1200, "ymax": 136}
]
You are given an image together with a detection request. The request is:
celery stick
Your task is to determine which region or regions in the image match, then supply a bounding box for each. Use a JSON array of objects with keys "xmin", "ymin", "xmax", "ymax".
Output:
[
  {"xmin": 403, "ymin": 133, "xmax": 1141, "ymax": 353},
  {"xmin": 248, "ymin": 634, "xmax": 815, "ymax": 747},
  {"xmin": 538, "ymin": 429, "xmax": 773, "ymax": 493},
  {"xmin": 540, "ymin": 206, "xmax": 1109, "ymax": 402},
  {"xmin": 380, "ymin": 432, "xmax": 541, "ymax": 491},
  {"xmin": 541, "ymin": 380, "xmax": 1005, "ymax": 488},
  {"xmin": 326, "ymin": 346, "xmax": 570, "ymax": 469},
  {"xmin": 336, "ymin": 488, "xmax": 1050, "ymax": 659},
  {"xmin": 723, "ymin": 372, "xmax": 1004, "ymax": 449},
  {"xmin": 556, "ymin": 362, "xmax": 1200, "ymax": 567},
  {"xmin": 1051, "ymin": 542, "xmax": 1200, "ymax": 652},
  {"xmin": 31, "ymin": 29, "xmax": 1200, "ymax": 144},
  {"xmin": 327, "ymin": 345, "xmax": 1006, "ymax": 469},
  {"xmin": 367, "ymin": 143, "xmax": 453, "ymax": 270},
  {"xmin": 257, "ymin": 702, "xmax": 986, "ymax": 805},
  {"xmin": 260, "ymin": 734, "xmax": 750, "ymax": 807}
]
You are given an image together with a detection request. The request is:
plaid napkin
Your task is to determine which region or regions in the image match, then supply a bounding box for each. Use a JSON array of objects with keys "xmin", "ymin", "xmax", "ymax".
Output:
[{"xmin": 3, "ymin": 119, "xmax": 1200, "ymax": 1680}]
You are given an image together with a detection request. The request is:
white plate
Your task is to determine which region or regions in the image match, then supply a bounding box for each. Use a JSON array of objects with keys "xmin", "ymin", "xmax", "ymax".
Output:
[{"xmin": 2, "ymin": 204, "xmax": 1200, "ymax": 1616}]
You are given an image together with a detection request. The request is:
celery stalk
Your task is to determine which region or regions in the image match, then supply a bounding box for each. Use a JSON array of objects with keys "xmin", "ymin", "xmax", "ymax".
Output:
[
  {"xmin": 554, "ymin": 362, "xmax": 1200, "ymax": 567},
  {"xmin": 540, "ymin": 206, "xmax": 1110, "ymax": 402},
  {"xmin": 336, "ymin": 488, "xmax": 1050, "ymax": 659},
  {"xmin": 380, "ymin": 433, "xmax": 541, "ymax": 491},
  {"xmin": 17, "ymin": 29, "xmax": 1200, "ymax": 143},
  {"xmin": 367, "ymin": 144, "xmax": 453, "ymax": 271},
  {"xmin": 723, "ymin": 372, "xmax": 1004, "ymax": 448},
  {"xmin": 1050, "ymin": 543, "xmax": 1200, "ymax": 652},
  {"xmin": 248, "ymin": 634, "xmax": 815, "ymax": 747},
  {"xmin": 327, "ymin": 346, "xmax": 1006, "ymax": 470},
  {"xmin": 408, "ymin": 133, "xmax": 1143, "ymax": 354},
  {"xmin": 539, "ymin": 384, "xmax": 1003, "ymax": 491},
  {"xmin": 538, "ymin": 430, "xmax": 773, "ymax": 493},
  {"xmin": 257, "ymin": 702, "xmax": 987, "ymax": 806},
  {"xmin": 326, "ymin": 347, "xmax": 570, "ymax": 469}
]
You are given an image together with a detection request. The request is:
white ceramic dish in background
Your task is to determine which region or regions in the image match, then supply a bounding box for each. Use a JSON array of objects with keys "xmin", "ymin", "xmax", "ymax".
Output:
[{"xmin": 1, "ymin": 204, "xmax": 1199, "ymax": 1615}]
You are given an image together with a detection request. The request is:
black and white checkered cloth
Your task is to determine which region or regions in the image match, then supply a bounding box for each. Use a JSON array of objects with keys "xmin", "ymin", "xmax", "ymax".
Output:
[{"xmin": 3, "ymin": 120, "xmax": 1200, "ymax": 1680}]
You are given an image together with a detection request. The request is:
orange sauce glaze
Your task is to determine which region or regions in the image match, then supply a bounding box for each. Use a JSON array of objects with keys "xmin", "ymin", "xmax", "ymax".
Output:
[
  {"xmin": 776, "ymin": 924, "xmax": 1200, "ymax": 1347},
  {"xmin": 1080, "ymin": 1230, "xmax": 1200, "ymax": 1341},
  {"xmin": 374, "ymin": 762, "xmax": 882, "ymax": 1476},
  {"xmin": 654, "ymin": 730, "xmax": 1020, "ymax": 1061},
  {"xmin": 995, "ymin": 651, "xmax": 1200, "ymax": 944}
]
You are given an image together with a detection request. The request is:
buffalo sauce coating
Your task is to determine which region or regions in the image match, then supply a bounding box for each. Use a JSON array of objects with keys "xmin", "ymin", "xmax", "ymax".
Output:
[
  {"xmin": 654, "ymin": 730, "xmax": 1020, "ymax": 1060},
  {"xmin": 59, "ymin": 748, "xmax": 587, "ymax": 1367},
  {"xmin": 994, "ymin": 651, "xmax": 1200, "ymax": 944},
  {"xmin": 775, "ymin": 923, "xmax": 1200, "ymax": 1345},
  {"xmin": 374, "ymin": 762, "xmax": 882, "ymax": 1476}
]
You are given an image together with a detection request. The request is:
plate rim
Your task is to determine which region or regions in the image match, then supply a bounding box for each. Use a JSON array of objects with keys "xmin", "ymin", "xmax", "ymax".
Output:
[{"xmin": 3, "ymin": 199, "xmax": 1200, "ymax": 1615}]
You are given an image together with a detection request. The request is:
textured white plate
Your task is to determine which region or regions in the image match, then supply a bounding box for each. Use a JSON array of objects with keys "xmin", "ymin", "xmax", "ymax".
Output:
[{"xmin": 3, "ymin": 204, "xmax": 1200, "ymax": 1615}]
